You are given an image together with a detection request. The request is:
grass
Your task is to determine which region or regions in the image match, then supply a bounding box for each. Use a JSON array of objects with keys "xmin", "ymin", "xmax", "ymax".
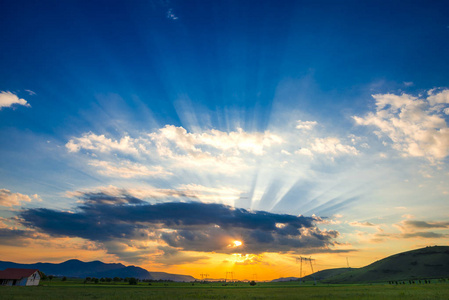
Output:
[{"xmin": 1, "ymin": 280, "xmax": 449, "ymax": 300}]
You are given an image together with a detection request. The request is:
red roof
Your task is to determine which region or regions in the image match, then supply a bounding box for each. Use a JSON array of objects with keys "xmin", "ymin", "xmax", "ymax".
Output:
[{"xmin": 0, "ymin": 268, "xmax": 39, "ymax": 280}]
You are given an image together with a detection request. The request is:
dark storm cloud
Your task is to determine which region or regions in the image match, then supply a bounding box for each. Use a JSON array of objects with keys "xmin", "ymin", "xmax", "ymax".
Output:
[
  {"xmin": 0, "ymin": 228, "xmax": 37, "ymax": 246},
  {"xmin": 77, "ymin": 191, "xmax": 145, "ymax": 205},
  {"xmin": 20, "ymin": 192, "xmax": 339, "ymax": 255},
  {"xmin": 20, "ymin": 207, "xmax": 140, "ymax": 241}
]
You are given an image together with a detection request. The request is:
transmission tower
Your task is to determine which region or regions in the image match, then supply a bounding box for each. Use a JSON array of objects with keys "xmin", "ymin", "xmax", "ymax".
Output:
[
  {"xmin": 225, "ymin": 272, "xmax": 234, "ymax": 282},
  {"xmin": 200, "ymin": 273, "xmax": 209, "ymax": 281},
  {"xmin": 346, "ymin": 257, "xmax": 350, "ymax": 268},
  {"xmin": 296, "ymin": 256, "xmax": 316, "ymax": 285}
]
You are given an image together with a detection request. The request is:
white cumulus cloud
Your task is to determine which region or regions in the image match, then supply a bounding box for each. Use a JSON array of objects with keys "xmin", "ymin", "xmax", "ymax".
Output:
[
  {"xmin": 150, "ymin": 125, "xmax": 283, "ymax": 156},
  {"xmin": 66, "ymin": 132, "xmax": 142, "ymax": 155},
  {"xmin": 353, "ymin": 90, "xmax": 449, "ymax": 161},
  {"xmin": 0, "ymin": 91, "xmax": 31, "ymax": 109},
  {"xmin": 66, "ymin": 126, "xmax": 284, "ymax": 177}
]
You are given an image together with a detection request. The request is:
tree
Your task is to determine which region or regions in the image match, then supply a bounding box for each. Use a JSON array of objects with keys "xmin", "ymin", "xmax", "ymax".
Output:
[
  {"xmin": 62, "ymin": 276, "xmax": 67, "ymax": 282},
  {"xmin": 249, "ymin": 281, "xmax": 256, "ymax": 286},
  {"xmin": 129, "ymin": 277, "xmax": 138, "ymax": 285},
  {"xmin": 48, "ymin": 275, "xmax": 54, "ymax": 281},
  {"xmin": 40, "ymin": 272, "xmax": 48, "ymax": 280}
]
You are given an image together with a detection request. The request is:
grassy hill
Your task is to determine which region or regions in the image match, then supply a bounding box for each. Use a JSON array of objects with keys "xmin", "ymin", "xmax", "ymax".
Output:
[
  {"xmin": 301, "ymin": 268, "xmax": 352, "ymax": 281},
  {"xmin": 271, "ymin": 268, "xmax": 352, "ymax": 282},
  {"xmin": 323, "ymin": 246, "xmax": 449, "ymax": 283}
]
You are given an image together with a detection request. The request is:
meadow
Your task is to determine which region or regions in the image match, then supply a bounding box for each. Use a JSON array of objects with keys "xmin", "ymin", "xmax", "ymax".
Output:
[{"xmin": 2, "ymin": 279, "xmax": 449, "ymax": 300}]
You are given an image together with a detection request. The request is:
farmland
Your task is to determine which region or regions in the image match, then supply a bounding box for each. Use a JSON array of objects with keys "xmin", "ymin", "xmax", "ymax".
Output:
[{"xmin": 2, "ymin": 279, "xmax": 449, "ymax": 300}]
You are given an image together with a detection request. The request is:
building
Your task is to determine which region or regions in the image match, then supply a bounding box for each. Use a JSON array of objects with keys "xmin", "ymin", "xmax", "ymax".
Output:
[{"xmin": 0, "ymin": 268, "xmax": 41, "ymax": 286}]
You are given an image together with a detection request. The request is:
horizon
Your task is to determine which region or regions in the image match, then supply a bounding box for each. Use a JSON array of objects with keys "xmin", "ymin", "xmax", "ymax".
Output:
[
  {"xmin": 1, "ymin": 0, "xmax": 449, "ymax": 281},
  {"xmin": 2, "ymin": 244, "xmax": 446, "ymax": 280}
]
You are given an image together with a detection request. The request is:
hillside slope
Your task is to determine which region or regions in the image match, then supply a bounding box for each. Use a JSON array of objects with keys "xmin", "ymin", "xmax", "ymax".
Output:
[
  {"xmin": 271, "ymin": 268, "xmax": 352, "ymax": 282},
  {"xmin": 324, "ymin": 246, "xmax": 449, "ymax": 283},
  {"xmin": 301, "ymin": 268, "xmax": 352, "ymax": 281}
]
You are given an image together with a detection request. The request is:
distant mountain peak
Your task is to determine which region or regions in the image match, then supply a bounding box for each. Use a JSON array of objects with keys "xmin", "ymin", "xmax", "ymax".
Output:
[{"xmin": 0, "ymin": 259, "xmax": 195, "ymax": 281}]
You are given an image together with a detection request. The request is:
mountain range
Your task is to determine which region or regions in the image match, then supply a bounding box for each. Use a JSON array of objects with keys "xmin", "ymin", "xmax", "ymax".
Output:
[{"xmin": 0, "ymin": 259, "xmax": 196, "ymax": 282}]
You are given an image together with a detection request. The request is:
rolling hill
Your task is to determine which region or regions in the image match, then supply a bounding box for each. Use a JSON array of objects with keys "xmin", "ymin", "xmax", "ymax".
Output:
[
  {"xmin": 0, "ymin": 259, "xmax": 196, "ymax": 282},
  {"xmin": 271, "ymin": 268, "xmax": 352, "ymax": 282},
  {"xmin": 322, "ymin": 246, "xmax": 449, "ymax": 283},
  {"xmin": 270, "ymin": 246, "xmax": 449, "ymax": 284}
]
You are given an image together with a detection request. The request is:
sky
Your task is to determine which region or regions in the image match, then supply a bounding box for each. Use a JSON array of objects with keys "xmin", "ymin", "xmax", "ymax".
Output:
[{"xmin": 1, "ymin": 0, "xmax": 449, "ymax": 281}]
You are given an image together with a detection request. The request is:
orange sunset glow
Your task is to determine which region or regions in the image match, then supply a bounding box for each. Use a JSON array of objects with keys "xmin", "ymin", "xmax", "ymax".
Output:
[{"xmin": 1, "ymin": 0, "xmax": 449, "ymax": 284}]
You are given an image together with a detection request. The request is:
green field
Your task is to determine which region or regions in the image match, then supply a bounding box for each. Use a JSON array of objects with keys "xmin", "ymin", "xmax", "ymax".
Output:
[{"xmin": 2, "ymin": 280, "xmax": 449, "ymax": 300}]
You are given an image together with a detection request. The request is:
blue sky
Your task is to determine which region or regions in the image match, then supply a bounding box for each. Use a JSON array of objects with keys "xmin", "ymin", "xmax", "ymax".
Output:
[{"xmin": 1, "ymin": 0, "xmax": 449, "ymax": 279}]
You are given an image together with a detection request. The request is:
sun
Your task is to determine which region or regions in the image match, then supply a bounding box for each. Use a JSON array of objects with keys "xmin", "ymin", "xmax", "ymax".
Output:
[{"xmin": 233, "ymin": 240, "xmax": 242, "ymax": 247}]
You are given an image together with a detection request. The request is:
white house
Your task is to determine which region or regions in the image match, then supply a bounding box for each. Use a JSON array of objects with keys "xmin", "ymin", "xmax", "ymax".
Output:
[{"xmin": 0, "ymin": 268, "xmax": 41, "ymax": 286}]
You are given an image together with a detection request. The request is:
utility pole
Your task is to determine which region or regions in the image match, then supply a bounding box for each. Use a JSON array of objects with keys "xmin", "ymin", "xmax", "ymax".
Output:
[{"xmin": 346, "ymin": 257, "xmax": 350, "ymax": 268}]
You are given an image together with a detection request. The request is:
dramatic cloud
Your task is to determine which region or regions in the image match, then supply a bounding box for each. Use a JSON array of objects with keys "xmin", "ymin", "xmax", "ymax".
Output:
[
  {"xmin": 67, "ymin": 184, "xmax": 242, "ymax": 206},
  {"xmin": 66, "ymin": 126, "xmax": 284, "ymax": 177},
  {"xmin": 149, "ymin": 125, "xmax": 283, "ymax": 156},
  {"xmin": 353, "ymin": 89, "xmax": 449, "ymax": 161},
  {"xmin": 0, "ymin": 189, "xmax": 37, "ymax": 207},
  {"xmin": 19, "ymin": 189, "xmax": 339, "ymax": 262},
  {"xmin": 0, "ymin": 228, "xmax": 38, "ymax": 246},
  {"xmin": 67, "ymin": 126, "xmax": 282, "ymax": 157},
  {"xmin": 0, "ymin": 91, "xmax": 30, "ymax": 109}
]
